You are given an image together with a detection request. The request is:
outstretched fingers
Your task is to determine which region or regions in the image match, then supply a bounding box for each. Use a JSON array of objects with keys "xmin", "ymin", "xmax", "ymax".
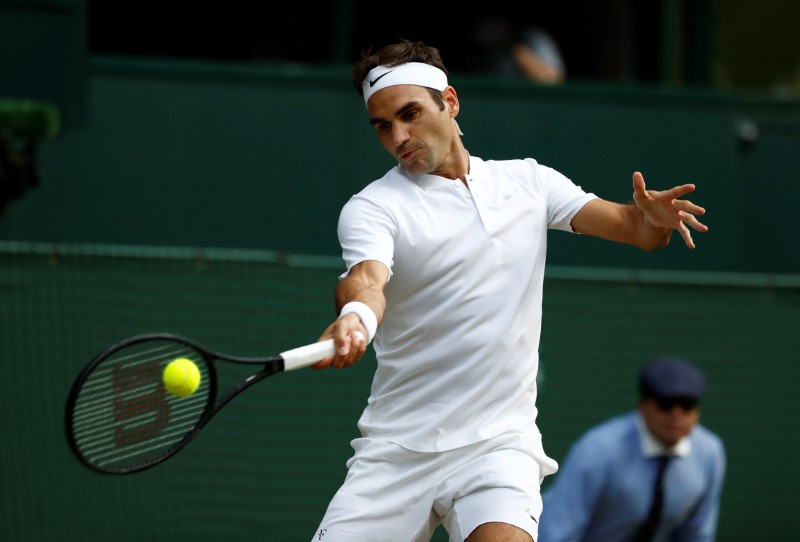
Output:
[
  {"xmin": 674, "ymin": 198, "xmax": 708, "ymax": 249},
  {"xmin": 674, "ymin": 198, "xmax": 706, "ymax": 219},
  {"xmin": 632, "ymin": 171, "xmax": 709, "ymax": 249},
  {"xmin": 674, "ymin": 198, "xmax": 708, "ymax": 233},
  {"xmin": 677, "ymin": 220, "xmax": 696, "ymax": 249},
  {"xmin": 664, "ymin": 183, "xmax": 697, "ymax": 200}
]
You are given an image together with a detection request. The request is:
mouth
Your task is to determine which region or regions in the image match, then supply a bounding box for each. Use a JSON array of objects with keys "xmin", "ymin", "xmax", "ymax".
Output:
[
  {"xmin": 666, "ymin": 423, "xmax": 687, "ymax": 434},
  {"xmin": 398, "ymin": 147, "xmax": 419, "ymax": 161}
]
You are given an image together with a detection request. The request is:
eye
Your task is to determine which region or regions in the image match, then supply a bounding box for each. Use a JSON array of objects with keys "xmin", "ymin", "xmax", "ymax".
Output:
[
  {"xmin": 402, "ymin": 109, "xmax": 420, "ymax": 121},
  {"xmin": 374, "ymin": 121, "xmax": 390, "ymax": 133}
]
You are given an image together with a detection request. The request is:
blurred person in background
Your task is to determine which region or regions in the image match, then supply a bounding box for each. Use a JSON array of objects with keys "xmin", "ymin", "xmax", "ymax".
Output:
[
  {"xmin": 470, "ymin": 16, "xmax": 566, "ymax": 84},
  {"xmin": 539, "ymin": 357, "xmax": 726, "ymax": 542}
]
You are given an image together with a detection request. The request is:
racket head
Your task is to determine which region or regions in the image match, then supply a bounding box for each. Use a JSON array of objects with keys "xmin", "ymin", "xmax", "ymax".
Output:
[{"xmin": 65, "ymin": 333, "xmax": 217, "ymax": 474}]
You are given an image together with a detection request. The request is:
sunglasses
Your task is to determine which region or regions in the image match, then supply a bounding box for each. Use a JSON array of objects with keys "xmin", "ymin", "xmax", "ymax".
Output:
[{"xmin": 654, "ymin": 396, "xmax": 699, "ymax": 412}]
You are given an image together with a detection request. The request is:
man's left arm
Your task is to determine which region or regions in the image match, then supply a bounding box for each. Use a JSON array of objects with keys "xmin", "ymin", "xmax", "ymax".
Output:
[{"xmin": 571, "ymin": 171, "xmax": 708, "ymax": 250}]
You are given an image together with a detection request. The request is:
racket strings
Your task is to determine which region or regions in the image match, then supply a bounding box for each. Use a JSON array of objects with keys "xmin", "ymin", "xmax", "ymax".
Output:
[{"xmin": 69, "ymin": 340, "xmax": 212, "ymax": 472}]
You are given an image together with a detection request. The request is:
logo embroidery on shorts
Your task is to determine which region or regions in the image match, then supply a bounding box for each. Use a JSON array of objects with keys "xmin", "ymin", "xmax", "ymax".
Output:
[{"xmin": 316, "ymin": 528, "xmax": 327, "ymax": 539}]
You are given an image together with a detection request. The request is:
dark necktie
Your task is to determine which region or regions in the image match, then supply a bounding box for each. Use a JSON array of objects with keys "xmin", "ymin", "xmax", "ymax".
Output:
[{"xmin": 632, "ymin": 454, "xmax": 672, "ymax": 542}]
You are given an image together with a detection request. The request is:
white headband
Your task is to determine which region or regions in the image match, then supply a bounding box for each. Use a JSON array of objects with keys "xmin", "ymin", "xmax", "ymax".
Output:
[{"xmin": 361, "ymin": 62, "xmax": 448, "ymax": 106}]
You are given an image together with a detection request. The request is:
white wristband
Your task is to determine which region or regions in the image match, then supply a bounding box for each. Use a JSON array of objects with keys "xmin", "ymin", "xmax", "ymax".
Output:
[{"xmin": 339, "ymin": 301, "xmax": 377, "ymax": 343}]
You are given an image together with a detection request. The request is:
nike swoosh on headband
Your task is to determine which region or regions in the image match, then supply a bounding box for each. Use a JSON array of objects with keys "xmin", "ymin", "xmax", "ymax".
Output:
[
  {"xmin": 361, "ymin": 63, "xmax": 449, "ymax": 107},
  {"xmin": 369, "ymin": 71, "xmax": 393, "ymax": 87}
]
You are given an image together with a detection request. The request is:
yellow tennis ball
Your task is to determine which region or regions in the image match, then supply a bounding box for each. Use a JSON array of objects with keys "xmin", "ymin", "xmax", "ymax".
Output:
[{"xmin": 163, "ymin": 358, "xmax": 201, "ymax": 398}]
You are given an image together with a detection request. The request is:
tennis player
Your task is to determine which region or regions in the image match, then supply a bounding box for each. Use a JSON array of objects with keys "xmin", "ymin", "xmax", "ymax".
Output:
[{"xmin": 311, "ymin": 39, "xmax": 708, "ymax": 542}]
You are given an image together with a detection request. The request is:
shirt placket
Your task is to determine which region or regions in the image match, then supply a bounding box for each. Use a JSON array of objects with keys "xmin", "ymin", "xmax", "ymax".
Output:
[{"xmin": 465, "ymin": 176, "xmax": 493, "ymax": 231}]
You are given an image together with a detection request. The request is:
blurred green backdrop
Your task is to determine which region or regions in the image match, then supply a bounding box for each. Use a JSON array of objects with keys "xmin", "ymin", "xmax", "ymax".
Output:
[
  {"xmin": 2, "ymin": 1, "xmax": 800, "ymax": 541},
  {"xmin": 1, "ymin": 243, "xmax": 798, "ymax": 541},
  {"xmin": 2, "ymin": 55, "xmax": 800, "ymax": 274}
]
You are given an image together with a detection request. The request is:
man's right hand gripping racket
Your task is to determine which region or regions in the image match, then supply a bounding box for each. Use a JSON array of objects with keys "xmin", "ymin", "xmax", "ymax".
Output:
[{"xmin": 65, "ymin": 333, "xmax": 335, "ymax": 475}]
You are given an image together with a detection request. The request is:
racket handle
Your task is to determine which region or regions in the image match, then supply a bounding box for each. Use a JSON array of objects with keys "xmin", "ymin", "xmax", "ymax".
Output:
[{"xmin": 281, "ymin": 339, "xmax": 336, "ymax": 371}]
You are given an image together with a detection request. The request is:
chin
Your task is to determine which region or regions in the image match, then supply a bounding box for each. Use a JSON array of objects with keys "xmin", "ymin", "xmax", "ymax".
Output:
[
  {"xmin": 662, "ymin": 431, "xmax": 688, "ymax": 447},
  {"xmin": 401, "ymin": 162, "xmax": 427, "ymax": 176}
]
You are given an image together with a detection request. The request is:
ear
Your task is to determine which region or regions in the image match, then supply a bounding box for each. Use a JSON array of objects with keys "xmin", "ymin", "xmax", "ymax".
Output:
[{"xmin": 444, "ymin": 86, "xmax": 459, "ymax": 116}]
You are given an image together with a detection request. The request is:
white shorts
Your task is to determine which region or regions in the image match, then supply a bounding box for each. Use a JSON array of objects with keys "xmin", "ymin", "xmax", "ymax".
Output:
[{"xmin": 310, "ymin": 432, "xmax": 558, "ymax": 542}]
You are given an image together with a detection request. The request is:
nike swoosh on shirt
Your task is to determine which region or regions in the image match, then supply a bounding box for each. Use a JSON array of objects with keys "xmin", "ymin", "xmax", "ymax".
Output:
[
  {"xmin": 369, "ymin": 71, "xmax": 393, "ymax": 87},
  {"xmin": 502, "ymin": 186, "xmax": 522, "ymax": 199}
]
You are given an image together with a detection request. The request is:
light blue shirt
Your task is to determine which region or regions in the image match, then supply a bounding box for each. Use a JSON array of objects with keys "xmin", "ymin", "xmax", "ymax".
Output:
[{"xmin": 539, "ymin": 411, "xmax": 726, "ymax": 542}]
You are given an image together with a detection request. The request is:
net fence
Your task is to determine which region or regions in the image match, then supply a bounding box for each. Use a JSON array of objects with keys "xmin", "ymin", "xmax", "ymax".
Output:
[{"xmin": 1, "ymin": 241, "xmax": 798, "ymax": 541}]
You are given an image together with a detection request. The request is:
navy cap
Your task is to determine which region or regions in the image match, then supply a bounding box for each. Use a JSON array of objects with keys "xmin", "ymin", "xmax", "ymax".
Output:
[{"xmin": 639, "ymin": 357, "xmax": 707, "ymax": 399}]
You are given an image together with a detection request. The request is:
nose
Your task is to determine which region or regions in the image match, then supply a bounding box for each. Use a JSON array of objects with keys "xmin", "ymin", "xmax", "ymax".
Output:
[{"xmin": 392, "ymin": 123, "xmax": 410, "ymax": 147}]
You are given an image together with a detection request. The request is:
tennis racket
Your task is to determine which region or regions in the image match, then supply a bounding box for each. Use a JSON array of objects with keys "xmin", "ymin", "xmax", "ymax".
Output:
[{"xmin": 65, "ymin": 332, "xmax": 335, "ymax": 475}]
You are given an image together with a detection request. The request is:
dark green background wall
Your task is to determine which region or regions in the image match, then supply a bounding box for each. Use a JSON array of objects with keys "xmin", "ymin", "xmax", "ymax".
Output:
[
  {"xmin": 2, "ymin": 2, "xmax": 800, "ymax": 540},
  {"xmin": 2, "ymin": 57, "xmax": 800, "ymax": 274},
  {"xmin": 1, "ymin": 243, "xmax": 798, "ymax": 541}
]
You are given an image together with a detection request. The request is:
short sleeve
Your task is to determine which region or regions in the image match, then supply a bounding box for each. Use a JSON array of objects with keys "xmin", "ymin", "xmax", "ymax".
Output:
[
  {"xmin": 337, "ymin": 192, "xmax": 396, "ymax": 280},
  {"xmin": 529, "ymin": 160, "xmax": 598, "ymax": 232}
]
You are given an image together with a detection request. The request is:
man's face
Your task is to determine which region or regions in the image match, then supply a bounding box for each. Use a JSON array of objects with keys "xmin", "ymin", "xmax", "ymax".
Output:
[
  {"xmin": 366, "ymin": 85, "xmax": 457, "ymax": 177},
  {"xmin": 639, "ymin": 396, "xmax": 700, "ymax": 448}
]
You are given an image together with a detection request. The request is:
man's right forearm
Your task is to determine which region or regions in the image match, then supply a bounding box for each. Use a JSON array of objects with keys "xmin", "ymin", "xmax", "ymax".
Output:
[{"xmin": 334, "ymin": 260, "xmax": 388, "ymax": 327}]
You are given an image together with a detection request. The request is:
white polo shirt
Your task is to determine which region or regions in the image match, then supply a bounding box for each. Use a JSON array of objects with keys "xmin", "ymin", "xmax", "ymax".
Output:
[{"xmin": 338, "ymin": 155, "xmax": 596, "ymax": 452}]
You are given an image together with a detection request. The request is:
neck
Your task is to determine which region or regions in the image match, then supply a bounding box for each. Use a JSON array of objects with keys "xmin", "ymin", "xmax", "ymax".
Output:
[{"xmin": 430, "ymin": 143, "xmax": 469, "ymax": 184}]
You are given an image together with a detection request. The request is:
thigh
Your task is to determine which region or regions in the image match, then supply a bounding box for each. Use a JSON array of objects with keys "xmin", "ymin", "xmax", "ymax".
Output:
[
  {"xmin": 467, "ymin": 522, "xmax": 533, "ymax": 542},
  {"xmin": 439, "ymin": 434, "xmax": 545, "ymax": 542},
  {"xmin": 311, "ymin": 438, "xmax": 441, "ymax": 542}
]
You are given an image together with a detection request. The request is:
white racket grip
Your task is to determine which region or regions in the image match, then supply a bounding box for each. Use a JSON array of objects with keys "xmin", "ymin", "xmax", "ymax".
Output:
[{"xmin": 280, "ymin": 339, "xmax": 335, "ymax": 371}]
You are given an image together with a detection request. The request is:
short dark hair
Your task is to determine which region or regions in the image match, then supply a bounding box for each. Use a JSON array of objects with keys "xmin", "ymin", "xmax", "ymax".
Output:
[{"xmin": 351, "ymin": 39, "xmax": 448, "ymax": 110}]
